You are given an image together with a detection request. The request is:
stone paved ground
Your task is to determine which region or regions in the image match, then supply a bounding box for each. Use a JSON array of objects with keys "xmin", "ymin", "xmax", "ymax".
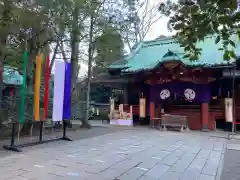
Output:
[
  {"xmin": 0, "ymin": 129, "xmax": 227, "ymax": 180},
  {"xmin": 220, "ymin": 139, "xmax": 240, "ymax": 180},
  {"xmin": 0, "ymin": 125, "xmax": 123, "ymax": 158}
]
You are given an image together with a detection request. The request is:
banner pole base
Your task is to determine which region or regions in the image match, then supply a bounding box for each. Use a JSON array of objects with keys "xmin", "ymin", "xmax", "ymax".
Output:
[
  {"xmin": 61, "ymin": 120, "xmax": 72, "ymax": 141},
  {"xmin": 3, "ymin": 145, "xmax": 22, "ymax": 152},
  {"xmin": 39, "ymin": 121, "xmax": 44, "ymax": 142},
  {"xmin": 3, "ymin": 123, "xmax": 22, "ymax": 152}
]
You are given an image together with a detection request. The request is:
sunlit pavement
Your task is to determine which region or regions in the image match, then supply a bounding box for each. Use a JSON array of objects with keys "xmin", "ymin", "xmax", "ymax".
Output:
[{"xmin": 0, "ymin": 128, "xmax": 227, "ymax": 180}]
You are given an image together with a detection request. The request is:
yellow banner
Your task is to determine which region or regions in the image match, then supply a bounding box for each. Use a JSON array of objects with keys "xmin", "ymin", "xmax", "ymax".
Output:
[
  {"xmin": 225, "ymin": 98, "xmax": 233, "ymax": 122},
  {"xmin": 34, "ymin": 54, "xmax": 43, "ymax": 121},
  {"xmin": 139, "ymin": 98, "xmax": 146, "ymax": 118}
]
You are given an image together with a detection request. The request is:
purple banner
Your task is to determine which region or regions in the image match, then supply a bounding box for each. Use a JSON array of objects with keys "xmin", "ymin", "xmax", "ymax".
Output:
[
  {"xmin": 149, "ymin": 82, "xmax": 211, "ymax": 103},
  {"xmin": 63, "ymin": 62, "xmax": 72, "ymax": 120}
]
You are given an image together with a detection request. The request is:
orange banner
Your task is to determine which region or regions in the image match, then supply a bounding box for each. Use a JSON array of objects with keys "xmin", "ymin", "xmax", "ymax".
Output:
[{"xmin": 34, "ymin": 54, "xmax": 43, "ymax": 121}]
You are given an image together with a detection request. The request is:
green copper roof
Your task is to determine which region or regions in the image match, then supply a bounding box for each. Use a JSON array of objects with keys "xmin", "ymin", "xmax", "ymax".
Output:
[{"xmin": 109, "ymin": 35, "xmax": 240, "ymax": 72}]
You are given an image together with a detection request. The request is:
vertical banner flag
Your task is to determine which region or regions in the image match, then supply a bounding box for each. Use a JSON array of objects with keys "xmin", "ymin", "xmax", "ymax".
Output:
[
  {"xmin": 110, "ymin": 98, "xmax": 115, "ymax": 112},
  {"xmin": 20, "ymin": 52, "xmax": 28, "ymax": 123},
  {"xmin": 63, "ymin": 62, "xmax": 72, "ymax": 120},
  {"xmin": 225, "ymin": 98, "xmax": 233, "ymax": 122},
  {"xmin": 52, "ymin": 60, "xmax": 65, "ymax": 122},
  {"xmin": 139, "ymin": 98, "xmax": 146, "ymax": 118},
  {"xmin": 34, "ymin": 54, "xmax": 43, "ymax": 121},
  {"xmin": 44, "ymin": 55, "xmax": 50, "ymax": 120}
]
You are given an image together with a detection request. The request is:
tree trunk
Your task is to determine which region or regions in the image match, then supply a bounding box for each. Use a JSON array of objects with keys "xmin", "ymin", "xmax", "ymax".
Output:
[
  {"xmin": 0, "ymin": 0, "xmax": 14, "ymax": 127},
  {"xmin": 83, "ymin": 14, "xmax": 94, "ymax": 129},
  {"xmin": 70, "ymin": 6, "xmax": 80, "ymax": 88}
]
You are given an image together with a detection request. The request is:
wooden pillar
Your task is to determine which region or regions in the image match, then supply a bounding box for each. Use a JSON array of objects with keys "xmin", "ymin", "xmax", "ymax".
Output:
[
  {"xmin": 156, "ymin": 104, "xmax": 161, "ymax": 118},
  {"xmin": 201, "ymin": 103, "xmax": 209, "ymax": 131},
  {"xmin": 150, "ymin": 102, "xmax": 155, "ymax": 120}
]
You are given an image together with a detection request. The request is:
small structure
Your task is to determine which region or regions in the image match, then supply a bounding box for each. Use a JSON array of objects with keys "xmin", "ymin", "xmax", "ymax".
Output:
[
  {"xmin": 93, "ymin": 35, "xmax": 240, "ymax": 131},
  {"xmin": 2, "ymin": 65, "xmax": 23, "ymax": 98},
  {"xmin": 108, "ymin": 98, "xmax": 133, "ymax": 126}
]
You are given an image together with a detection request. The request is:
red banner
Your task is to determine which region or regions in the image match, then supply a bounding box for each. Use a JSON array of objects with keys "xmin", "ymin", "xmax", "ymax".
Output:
[{"xmin": 44, "ymin": 55, "xmax": 50, "ymax": 120}]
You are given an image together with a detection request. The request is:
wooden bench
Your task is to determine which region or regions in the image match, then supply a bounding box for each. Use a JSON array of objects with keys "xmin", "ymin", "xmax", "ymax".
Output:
[
  {"xmin": 161, "ymin": 114, "xmax": 189, "ymax": 132},
  {"xmin": 150, "ymin": 117, "xmax": 161, "ymax": 129}
]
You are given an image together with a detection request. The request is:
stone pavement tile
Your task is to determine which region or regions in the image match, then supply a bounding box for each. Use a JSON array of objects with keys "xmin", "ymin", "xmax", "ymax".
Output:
[
  {"xmin": 197, "ymin": 150, "xmax": 211, "ymax": 158},
  {"xmin": 170, "ymin": 154, "xmax": 196, "ymax": 173},
  {"xmin": 85, "ymin": 161, "xmax": 115, "ymax": 173},
  {"xmin": 138, "ymin": 175, "xmax": 158, "ymax": 180},
  {"xmin": 188, "ymin": 157, "xmax": 207, "ymax": 170},
  {"xmin": 118, "ymin": 167, "xmax": 146, "ymax": 180},
  {"xmin": 219, "ymin": 148, "xmax": 240, "ymax": 180},
  {"xmin": 0, "ymin": 158, "xmax": 17, "ymax": 166},
  {"xmin": 48, "ymin": 158, "xmax": 78, "ymax": 167},
  {"xmin": 111, "ymin": 158, "xmax": 142, "ymax": 172},
  {"xmin": 159, "ymin": 170, "xmax": 182, "ymax": 180},
  {"xmin": 144, "ymin": 164, "xmax": 170, "ymax": 179},
  {"xmin": 198, "ymin": 174, "xmax": 215, "ymax": 180},
  {"xmin": 88, "ymin": 168, "xmax": 123, "ymax": 180},
  {"xmin": 165, "ymin": 145, "xmax": 182, "ymax": 152},
  {"xmin": 152, "ymin": 150, "xmax": 171, "ymax": 159},
  {"xmin": 76, "ymin": 157, "xmax": 101, "ymax": 166},
  {"xmin": 213, "ymin": 143, "xmax": 223, "ymax": 152},
  {"xmin": 180, "ymin": 168, "xmax": 200, "ymax": 180},
  {"xmin": 209, "ymin": 151, "xmax": 222, "ymax": 158},
  {"xmin": 202, "ymin": 157, "xmax": 220, "ymax": 176},
  {"xmin": 187, "ymin": 147, "xmax": 201, "ymax": 154},
  {"xmin": 62, "ymin": 172, "xmax": 92, "ymax": 180},
  {"xmin": 0, "ymin": 168, "xmax": 27, "ymax": 180},
  {"xmin": 20, "ymin": 171, "xmax": 62, "ymax": 180},
  {"xmin": 21, "ymin": 164, "xmax": 92, "ymax": 180},
  {"xmin": 171, "ymin": 149, "xmax": 186, "ymax": 157},
  {"xmin": 99, "ymin": 154, "xmax": 128, "ymax": 163},
  {"xmin": 137, "ymin": 158, "xmax": 162, "ymax": 170},
  {"xmin": 36, "ymin": 163, "xmax": 82, "ymax": 177},
  {"xmin": 160, "ymin": 155, "xmax": 181, "ymax": 166},
  {"xmin": 9, "ymin": 176, "xmax": 31, "ymax": 180},
  {"xmin": 0, "ymin": 165, "xmax": 28, "ymax": 172},
  {"xmin": 2, "ymin": 158, "xmax": 41, "ymax": 170},
  {"xmin": 227, "ymin": 143, "xmax": 240, "ymax": 151},
  {"xmin": 180, "ymin": 158, "xmax": 207, "ymax": 180}
]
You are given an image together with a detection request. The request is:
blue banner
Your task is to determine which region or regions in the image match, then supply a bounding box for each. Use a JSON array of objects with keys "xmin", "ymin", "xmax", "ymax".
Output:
[{"xmin": 63, "ymin": 62, "xmax": 72, "ymax": 120}]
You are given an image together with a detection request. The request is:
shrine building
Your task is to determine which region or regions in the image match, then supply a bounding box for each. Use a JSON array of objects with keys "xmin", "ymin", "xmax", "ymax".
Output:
[{"xmin": 94, "ymin": 35, "xmax": 240, "ymax": 131}]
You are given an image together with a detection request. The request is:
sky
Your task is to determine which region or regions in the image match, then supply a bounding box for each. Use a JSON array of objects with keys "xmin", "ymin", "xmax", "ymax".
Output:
[
  {"xmin": 144, "ymin": 16, "xmax": 174, "ymax": 40},
  {"xmin": 141, "ymin": 0, "xmax": 175, "ymax": 40}
]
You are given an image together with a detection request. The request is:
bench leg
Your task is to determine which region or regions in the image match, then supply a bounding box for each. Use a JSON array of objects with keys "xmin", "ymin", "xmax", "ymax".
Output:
[
  {"xmin": 163, "ymin": 125, "xmax": 167, "ymax": 131},
  {"xmin": 152, "ymin": 120, "xmax": 155, "ymax": 128},
  {"xmin": 158, "ymin": 121, "xmax": 161, "ymax": 130},
  {"xmin": 150, "ymin": 120, "xmax": 155, "ymax": 129},
  {"xmin": 180, "ymin": 125, "xmax": 184, "ymax": 132}
]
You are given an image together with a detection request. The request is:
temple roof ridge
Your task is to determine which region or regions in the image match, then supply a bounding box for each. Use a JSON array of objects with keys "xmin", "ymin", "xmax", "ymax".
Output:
[{"xmin": 109, "ymin": 33, "xmax": 239, "ymax": 72}]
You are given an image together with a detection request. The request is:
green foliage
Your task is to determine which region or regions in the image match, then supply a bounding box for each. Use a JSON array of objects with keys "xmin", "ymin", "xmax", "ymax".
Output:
[
  {"xmin": 159, "ymin": 0, "xmax": 240, "ymax": 61},
  {"xmin": 94, "ymin": 26, "xmax": 124, "ymax": 69}
]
